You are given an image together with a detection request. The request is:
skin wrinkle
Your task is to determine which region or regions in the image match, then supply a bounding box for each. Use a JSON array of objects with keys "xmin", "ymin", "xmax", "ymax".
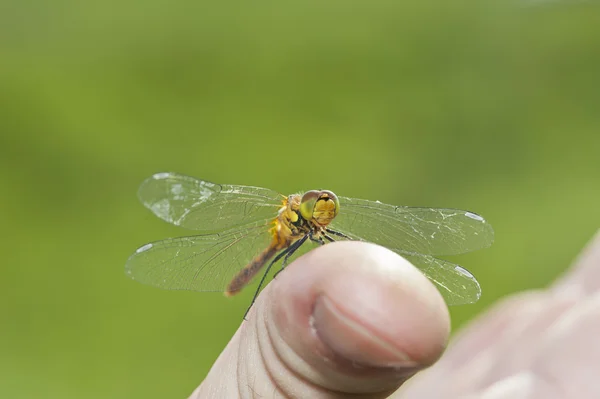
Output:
[
  {"xmin": 258, "ymin": 290, "xmax": 332, "ymax": 399},
  {"xmin": 231, "ymin": 329, "xmax": 246, "ymax": 398},
  {"xmin": 255, "ymin": 303, "xmax": 288, "ymax": 399},
  {"xmin": 266, "ymin": 313, "xmax": 397, "ymax": 399},
  {"xmin": 271, "ymin": 293, "xmax": 350, "ymax": 398},
  {"xmin": 312, "ymin": 295, "xmax": 420, "ymax": 371},
  {"xmin": 193, "ymin": 324, "xmax": 244, "ymax": 399},
  {"xmin": 235, "ymin": 303, "xmax": 261, "ymax": 398},
  {"xmin": 238, "ymin": 321, "xmax": 254, "ymax": 399},
  {"xmin": 261, "ymin": 300, "xmax": 302, "ymax": 398},
  {"xmin": 259, "ymin": 291, "xmax": 377, "ymax": 399}
]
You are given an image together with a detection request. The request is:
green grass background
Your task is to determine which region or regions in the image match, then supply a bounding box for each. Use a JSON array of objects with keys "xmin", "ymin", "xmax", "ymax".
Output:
[{"xmin": 1, "ymin": 1, "xmax": 599, "ymax": 397}]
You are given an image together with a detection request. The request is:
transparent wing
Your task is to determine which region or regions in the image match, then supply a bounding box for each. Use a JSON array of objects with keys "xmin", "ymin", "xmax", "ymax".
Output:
[
  {"xmin": 125, "ymin": 221, "xmax": 274, "ymax": 292},
  {"xmin": 323, "ymin": 228, "xmax": 481, "ymax": 305},
  {"xmin": 137, "ymin": 172, "xmax": 283, "ymax": 232},
  {"xmin": 397, "ymin": 252, "xmax": 481, "ymax": 305},
  {"xmin": 333, "ymin": 197, "xmax": 494, "ymax": 256}
]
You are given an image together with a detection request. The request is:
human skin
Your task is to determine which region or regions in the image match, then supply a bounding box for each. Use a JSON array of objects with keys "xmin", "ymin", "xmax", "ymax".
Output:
[{"xmin": 191, "ymin": 231, "xmax": 600, "ymax": 398}]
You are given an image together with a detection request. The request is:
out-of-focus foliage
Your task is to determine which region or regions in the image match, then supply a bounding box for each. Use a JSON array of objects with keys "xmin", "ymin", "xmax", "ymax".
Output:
[{"xmin": 1, "ymin": 1, "xmax": 599, "ymax": 398}]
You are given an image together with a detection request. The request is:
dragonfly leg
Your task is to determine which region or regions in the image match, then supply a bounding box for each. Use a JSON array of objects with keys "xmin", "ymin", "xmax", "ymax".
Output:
[
  {"xmin": 323, "ymin": 234, "xmax": 335, "ymax": 242},
  {"xmin": 326, "ymin": 228, "xmax": 352, "ymax": 240},
  {"xmin": 244, "ymin": 248, "xmax": 290, "ymax": 320},
  {"xmin": 276, "ymin": 234, "xmax": 309, "ymax": 275},
  {"xmin": 244, "ymin": 234, "xmax": 309, "ymax": 320},
  {"xmin": 308, "ymin": 230, "xmax": 325, "ymax": 245}
]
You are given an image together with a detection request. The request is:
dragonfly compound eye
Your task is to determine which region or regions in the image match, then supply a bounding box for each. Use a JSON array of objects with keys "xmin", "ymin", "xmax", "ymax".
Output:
[
  {"xmin": 300, "ymin": 190, "xmax": 320, "ymax": 220},
  {"xmin": 301, "ymin": 190, "xmax": 340, "ymax": 226},
  {"xmin": 321, "ymin": 191, "xmax": 340, "ymax": 218}
]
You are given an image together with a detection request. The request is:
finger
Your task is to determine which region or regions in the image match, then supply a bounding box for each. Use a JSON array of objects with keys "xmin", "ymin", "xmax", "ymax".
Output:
[
  {"xmin": 193, "ymin": 241, "xmax": 450, "ymax": 398},
  {"xmin": 530, "ymin": 291, "xmax": 600, "ymax": 398},
  {"xmin": 552, "ymin": 229, "xmax": 600, "ymax": 296},
  {"xmin": 457, "ymin": 291, "xmax": 600, "ymax": 399},
  {"xmin": 399, "ymin": 292, "xmax": 575, "ymax": 398},
  {"xmin": 409, "ymin": 229, "xmax": 600, "ymax": 375},
  {"xmin": 400, "ymin": 231, "xmax": 600, "ymax": 398}
]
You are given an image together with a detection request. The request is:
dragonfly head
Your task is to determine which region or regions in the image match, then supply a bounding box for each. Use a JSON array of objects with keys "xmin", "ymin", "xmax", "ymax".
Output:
[{"xmin": 300, "ymin": 190, "xmax": 340, "ymax": 227}]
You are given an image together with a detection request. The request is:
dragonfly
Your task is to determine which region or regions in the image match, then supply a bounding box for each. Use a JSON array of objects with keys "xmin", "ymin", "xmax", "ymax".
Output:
[{"xmin": 126, "ymin": 172, "xmax": 494, "ymax": 318}]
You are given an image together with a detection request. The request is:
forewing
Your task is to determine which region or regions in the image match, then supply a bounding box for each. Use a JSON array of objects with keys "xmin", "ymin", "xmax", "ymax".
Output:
[
  {"xmin": 333, "ymin": 197, "xmax": 494, "ymax": 256},
  {"xmin": 137, "ymin": 172, "xmax": 283, "ymax": 232},
  {"xmin": 397, "ymin": 252, "xmax": 481, "ymax": 305},
  {"xmin": 125, "ymin": 222, "xmax": 274, "ymax": 292}
]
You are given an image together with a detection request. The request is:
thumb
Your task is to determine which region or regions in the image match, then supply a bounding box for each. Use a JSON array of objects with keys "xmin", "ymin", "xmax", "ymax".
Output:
[{"xmin": 192, "ymin": 241, "xmax": 450, "ymax": 398}]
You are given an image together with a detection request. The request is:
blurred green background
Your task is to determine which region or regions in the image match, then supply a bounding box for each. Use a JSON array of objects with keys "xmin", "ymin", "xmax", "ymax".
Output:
[{"xmin": 1, "ymin": 1, "xmax": 599, "ymax": 398}]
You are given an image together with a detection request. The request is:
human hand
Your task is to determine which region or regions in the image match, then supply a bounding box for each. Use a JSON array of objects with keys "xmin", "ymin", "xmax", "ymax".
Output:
[
  {"xmin": 191, "ymin": 231, "xmax": 600, "ymax": 398},
  {"xmin": 400, "ymin": 230, "xmax": 600, "ymax": 399}
]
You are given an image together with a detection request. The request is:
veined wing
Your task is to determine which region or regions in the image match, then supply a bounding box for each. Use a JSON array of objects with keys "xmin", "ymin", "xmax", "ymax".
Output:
[
  {"xmin": 333, "ymin": 197, "xmax": 494, "ymax": 256},
  {"xmin": 125, "ymin": 221, "xmax": 274, "ymax": 292},
  {"xmin": 137, "ymin": 172, "xmax": 283, "ymax": 232},
  {"xmin": 322, "ymin": 224, "xmax": 482, "ymax": 304},
  {"xmin": 397, "ymin": 251, "xmax": 480, "ymax": 305}
]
